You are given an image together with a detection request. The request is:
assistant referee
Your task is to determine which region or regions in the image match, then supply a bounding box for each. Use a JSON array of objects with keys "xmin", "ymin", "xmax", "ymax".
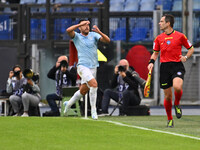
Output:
[{"xmin": 148, "ymin": 14, "xmax": 194, "ymax": 128}]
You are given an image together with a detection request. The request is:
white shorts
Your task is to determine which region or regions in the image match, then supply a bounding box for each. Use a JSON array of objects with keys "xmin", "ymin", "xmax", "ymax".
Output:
[{"xmin": 77, "ymin": 65, "xmax": 97, "ymax": 85}]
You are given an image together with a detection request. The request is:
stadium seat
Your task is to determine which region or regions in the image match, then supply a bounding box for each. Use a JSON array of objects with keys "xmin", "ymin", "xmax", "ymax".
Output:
[
  {"xmin": 112, "ymin": 27, "xmax": 126, "ymax": 41},
  {"xmin": 89, "ymin": 0, "xmax": 104, "ymax": 3},
  {"xmin": 135, "ymin": 18, "xmax": 152, "ymax": 30},
  {"xmin": 72, "ymin": 0, "xmax": 88, "ymax": 3},
  {"xmin": 172, "ymin": 0, "xmax": 182, "ymax": 11},
  {"xmin": 20, "ymin": 0, "xmax": 36, "ymax": 4},
  {"xmin": 129, "ymin": 27, "xmax": 148, "ymax": 42},
  {"xmin": 140, "ymin": 0, "xmax": 155, "ymax": 11},
  {"xmin": 193, "ymin": 0, "xmax": 200, "ymax": 11},
  {"xmin": 173, "ymin": 17, "xmax": 182, "ymax": 32},
  {"xmin": 123, "ymin": 0, "xmax": 139, "ymax": 12},
  {"xmin": 37, "ymin": 0, "xmax": 54, "ymax": 12},
  {"xmin": 156, "ymin": 0, "xmax": 173, "ymax": 11},
  {"xmin": 109, "ymin": 18, "xmax": 120, "ymax": 39},
  {"xmin": 109, "ymin": 1, "xmax": 124, "ymax": 12},
  {"xmin": 54, "ymin": 18, "xmax": 72, "ymax": 40},
  {"xmin": 30, "ymin": 19, "xmax": 41, "ymax": 40}
]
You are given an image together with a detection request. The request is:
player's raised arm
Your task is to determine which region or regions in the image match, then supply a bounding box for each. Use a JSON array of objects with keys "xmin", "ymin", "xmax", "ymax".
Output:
[
  {"xmin": 66, "ymin": 21, "xmax": 90, "ymax": 38},
  {"xmin": 92, "ymin": 25, "xmax": 110, "ymax": 43}
]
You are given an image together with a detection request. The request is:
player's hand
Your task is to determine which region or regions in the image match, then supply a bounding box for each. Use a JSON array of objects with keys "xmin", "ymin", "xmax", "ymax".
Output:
[
  {"xmin": 92, "ymin": 25, "xmax": 100, "ymax": 33},
  {"xmin": 56, "ymin": 61, "xmax": 60, "ymax": 68},
  {"xmin": 9, "ymin": 71, "xmax": 14, "ymax": 79},
  {"xmin": 119, "ymin": 71, "xmax": 126, "ymax": 78},
  {"xmin": 114, "ymin": 65, "xmax": 119, "ymax": 74},
  {"xmin": 179, "ymin": 55, "xmax": 187, "ymax": 62},
  {"xmin": 79, "ymin": 21, "xmax": 90, "ymax": 26},
  {"xmin": 27, "ymin": 79, "xmax": 33, "ymax": 86},
  {"xmin": 147, "ymin": 63, "xmax": 154, "ymax": 71}
]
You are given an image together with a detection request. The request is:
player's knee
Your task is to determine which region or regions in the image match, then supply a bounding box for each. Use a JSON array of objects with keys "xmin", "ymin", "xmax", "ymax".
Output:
[
  {"xmin": 80, "ymin": 88, "xmax": 88, "ymax": 95},
  {"xmin": 165, "ymin": 94, "xmax": 172, "ymax": 101},
  {"xmin": 88, "ymin": 79, "xmax": 98, "ymax": 88},
  {"xmin": 174, "ymin": 86, "xmax": 182, "ymax": 92}
]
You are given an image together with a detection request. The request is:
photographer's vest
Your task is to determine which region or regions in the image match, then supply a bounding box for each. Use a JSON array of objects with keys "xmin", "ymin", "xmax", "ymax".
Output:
[
  {"xmin": 55, "ymin": 70, "xmax": 72, "ymax": 97},
  {"xmin": 12, "ymin": 77, "xmax": 27, "ymax": 96},
  {"xmin": 117, "ymin": 76, "xmax": 129, "ymax": 93}
]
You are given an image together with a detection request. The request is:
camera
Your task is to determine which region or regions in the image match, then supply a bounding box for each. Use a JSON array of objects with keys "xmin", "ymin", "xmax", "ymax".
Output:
[
  {"xmin": 23, "ymin": 69, "xmax": 39, "ymax": 82},
  {"xmin": 118, "ymin": 65, "xmax": 126, "ymax": 72},
  {"xmin": 60, "ymin": 60, "xmax": 68, "ymax": 68},
  {"xmin": 13, "ymin": 71, "xmax": 20, "ymax": 77}
]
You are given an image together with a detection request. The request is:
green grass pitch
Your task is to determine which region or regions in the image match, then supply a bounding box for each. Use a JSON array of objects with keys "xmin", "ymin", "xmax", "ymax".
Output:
[{"xmin": 0, "ymin": 116, "xmax": 199, "ymax": 150}]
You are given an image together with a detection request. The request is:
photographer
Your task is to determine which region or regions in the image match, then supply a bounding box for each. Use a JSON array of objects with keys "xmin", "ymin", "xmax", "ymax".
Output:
[
  {"xmin": 100, "ymin": 59, "xmax": 145, "ymax": 116},
  {"xmin": 6, "ymin": 65, "xmax": 41, "ymax": 117},
  {"xmin": 43, "ymin": 56, "xmax": 77, "ymax": 116},
  {"xmin": 21, "ymin": 69, "xmax": 41, "ymax": 117}
]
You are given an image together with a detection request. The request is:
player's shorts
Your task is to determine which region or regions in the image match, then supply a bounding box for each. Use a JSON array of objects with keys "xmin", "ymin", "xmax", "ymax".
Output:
[
  {"xmin": 160, "ymin": 62, "xmax": 185, "ymax": 89},
  {"xmin": 77, "ymin": 65, "xmax": 97, "ymax": 85}
]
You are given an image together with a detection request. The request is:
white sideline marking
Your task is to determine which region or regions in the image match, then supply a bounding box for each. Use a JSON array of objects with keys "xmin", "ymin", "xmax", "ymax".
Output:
[
  {"xmin": 104, "ymin": 120, "xmax": 200, "ymax": 141},
  {"xmin": 80, "ymin": 118, "xmax": 200, "ymax": 141}
]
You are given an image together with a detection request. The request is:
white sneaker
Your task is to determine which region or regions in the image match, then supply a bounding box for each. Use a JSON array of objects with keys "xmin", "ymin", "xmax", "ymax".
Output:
[
  {"xmin": 21, "ymin": 113, "xmax": 29, "ymax": 117},
  {"xmin": 91, "ymin": 110, "xmax": 98, "ymax": 120},
  {"xmin": 63, "ymin": 101, "xmax": 69, "ymax": 114}
]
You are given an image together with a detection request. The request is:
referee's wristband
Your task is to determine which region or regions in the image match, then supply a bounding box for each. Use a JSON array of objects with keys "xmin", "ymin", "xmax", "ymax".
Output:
[{"xmin": 149, "ymin": 59, "xmax": 155, "ymax": 64}]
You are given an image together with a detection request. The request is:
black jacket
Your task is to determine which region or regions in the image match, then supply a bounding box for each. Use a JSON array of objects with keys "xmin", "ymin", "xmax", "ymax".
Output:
[{"xmin": 110, "ymin": 69, "xmax": 140, "ymax": 97}]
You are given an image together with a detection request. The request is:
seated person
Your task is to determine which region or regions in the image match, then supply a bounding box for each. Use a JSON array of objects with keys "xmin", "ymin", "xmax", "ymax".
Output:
[
  {"xmin": 100, "ymin": 59, "xmax": 145, "ymax": 116},
  {"xmin": 7, "ymin": 65, "xmax": 41, "ymax": 117},
  {"xmin": 43, "ymin": 56, "xmax": 77, "ymax": 116}
]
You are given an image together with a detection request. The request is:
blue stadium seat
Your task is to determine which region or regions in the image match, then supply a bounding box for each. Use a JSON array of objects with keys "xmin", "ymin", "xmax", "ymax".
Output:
[
  {"xmin": 173, "ymin": 17, "xmax": 182, "ymax": 32},
  {"xmin": 172, "ymin": 0, "xmax": 182, "ymax": 11},
  {"xmin": 41, "ymin": 19, "xmax": 46, "ymax": 40},
  {"xmin": 89, "ymin": 0, "xmax": 104, "ymax": 3},
  {"xmin": 54, "ymin": 18, "xmax": 72, "ymax": 40},
  {"xmin": 193, "ymin": 0, "xmax": 200, "ymax": 11},
  {"xmin": 112, "ymin": 27, "xmax": 126, "ymax": 41},
  {"xmin": 123, "ymin": 0, "xmax": 139, "ymax": 12},
  {"xmin": 140, "ymin": 0, "xmax": 155, "ymax": 11},
  {"xmin": 109, "ymin": 18, "xmax": 120, "ymax": 31},
  {"xmin": 30, "ymin": 19, "xmax": 41, "ymax": 40},
  {"xmin": 129, "ymin": 27, "xmax": 148, "ymax": 42},
  {"xmin": 72, "ymin": 0, "xmax": 88, "ymax": 3},
  {"xmin": 37, "ymin": 0, "xmax": 54, "ymax": 12},
  {"xmin": 135, "ymin": 18, "xmax": 152, "ymax": 30},
  {"xmin": 109, "ymin": 1, "xmax": 124, "ymax": 12},
  {"xmin": 20, "ymin": 0, "xmax": 38, "ymax": 12},
  {"xmin": 156, "ymin": 0, "xmax": 173, "ymax": 11},
  {"xmin": 20, "ymin": 0, "xmax": 36, "ymax": 4}
]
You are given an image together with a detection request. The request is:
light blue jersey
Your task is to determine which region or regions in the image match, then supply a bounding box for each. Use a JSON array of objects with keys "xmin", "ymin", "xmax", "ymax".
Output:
[{"xmin": 72, "ymin": 31, "xmax": 101, "ymax": 68}]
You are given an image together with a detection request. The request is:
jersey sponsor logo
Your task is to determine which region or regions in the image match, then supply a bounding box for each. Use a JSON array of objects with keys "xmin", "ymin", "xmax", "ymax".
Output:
[
  {"xmin": 177, "ymin": 72, "xmax": 182, "ymax": 76},
  {"xmin": 165, "ymin": 37, "xmax": 173, "ymax": 40},
  {"xmin": 166, "ymin": 40, "xmax": 171, "ymax": 45}
]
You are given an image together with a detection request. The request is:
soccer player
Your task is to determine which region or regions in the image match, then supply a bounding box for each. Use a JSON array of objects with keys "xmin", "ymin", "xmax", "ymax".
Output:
[
  {"xmin": 148, "ymin": 14, "xmax": 194, "ymax": 127},
  {"xmin": 63, "ymin": 19, "xmax": 110, "ymax": 120}
]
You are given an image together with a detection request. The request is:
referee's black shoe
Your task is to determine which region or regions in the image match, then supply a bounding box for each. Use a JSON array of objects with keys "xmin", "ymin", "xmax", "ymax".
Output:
[{"xmin": 174, "ymin": 105, "xmax": 182, "ymax": 119}]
